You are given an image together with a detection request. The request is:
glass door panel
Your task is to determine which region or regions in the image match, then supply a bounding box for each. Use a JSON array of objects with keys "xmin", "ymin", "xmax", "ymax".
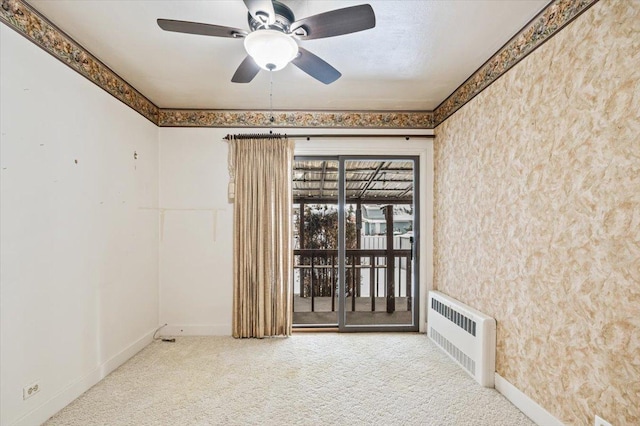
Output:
[
  {"xmin": 292, "ymin": 158, "xmax": 339, "ymax": 327},
  {"xmin": 341, "ymin": 158, "xmax": 418, "ymax": 329}
]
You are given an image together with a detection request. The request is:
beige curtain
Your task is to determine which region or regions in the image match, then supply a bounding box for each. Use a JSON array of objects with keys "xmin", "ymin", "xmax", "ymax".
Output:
[{"xmin": 228, "ymin": 136, "xmax": 294, "ymax": 338}]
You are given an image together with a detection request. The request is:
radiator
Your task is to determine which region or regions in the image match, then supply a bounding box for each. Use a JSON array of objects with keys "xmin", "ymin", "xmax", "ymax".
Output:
[{"xmin": 427, "ymin": 291, "xmax": 496, "ymax": 387}]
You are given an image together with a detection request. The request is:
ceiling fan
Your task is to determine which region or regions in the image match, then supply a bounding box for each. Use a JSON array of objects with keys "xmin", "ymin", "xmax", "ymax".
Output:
[{"xmin": 157, "ymin": 0, "xmax": 376, "ymax": 85}]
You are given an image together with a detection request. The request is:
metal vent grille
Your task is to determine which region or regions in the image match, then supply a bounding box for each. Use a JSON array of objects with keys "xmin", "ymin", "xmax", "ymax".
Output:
[
  {"xmin": 430, "ymin": 327, "xmax": 476, "ymax": 375},
  {"xmin": 431, "ymin": 297, "xmax": 476, "ymax": 336}
]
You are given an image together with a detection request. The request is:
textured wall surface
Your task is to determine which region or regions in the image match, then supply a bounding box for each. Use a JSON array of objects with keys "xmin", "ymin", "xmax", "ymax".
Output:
[{"xmin": 434, "ymin": 1, "xmax": 639, "ymax": 424}]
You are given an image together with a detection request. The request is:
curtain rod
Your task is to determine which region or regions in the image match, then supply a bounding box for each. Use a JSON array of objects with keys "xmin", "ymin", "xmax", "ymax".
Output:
[
  {"xmin": 223, "ymin": 133, "xmax": 434, "ymax": 141},
  {"xmin": 224, "ymin": 133, "xmax": 285, "ymax": 140}
]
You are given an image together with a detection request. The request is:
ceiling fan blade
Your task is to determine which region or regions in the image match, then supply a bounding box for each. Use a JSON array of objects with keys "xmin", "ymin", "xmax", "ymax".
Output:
[
  {"xmin": 157, "ymin": 19, "xmax": 247, "ymax": 38},
  {"xmin": 292, "ymin": 47, "xmax": 341, "ymax": 85},
  {"xmin": 243, "ymin": 0, "xmax": 276, "ymax": 26},
  {"xmin": 290, "ymin": 4, "xmax": 375, "ymax": 40},
  {"xmin": 231, "ymin": 56, "xmax": 261, "ymax": 83}
]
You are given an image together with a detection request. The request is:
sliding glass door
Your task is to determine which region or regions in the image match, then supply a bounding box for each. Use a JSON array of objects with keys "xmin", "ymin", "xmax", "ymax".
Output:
[{"xmin": 293, "ymin": 156, "xmax": 419, "ymax": 331}]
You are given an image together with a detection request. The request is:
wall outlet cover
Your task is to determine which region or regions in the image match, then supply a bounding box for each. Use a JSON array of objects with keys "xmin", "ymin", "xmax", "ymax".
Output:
[{"xmin": 23, "ymin": 381, "xmax": 40, "ymax": 400}]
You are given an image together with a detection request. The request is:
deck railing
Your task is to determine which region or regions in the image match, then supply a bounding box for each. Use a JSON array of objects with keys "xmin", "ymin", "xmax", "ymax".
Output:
[{"xmin": 293, "ymin": 248, "xmax": 412, "ymax": 313}]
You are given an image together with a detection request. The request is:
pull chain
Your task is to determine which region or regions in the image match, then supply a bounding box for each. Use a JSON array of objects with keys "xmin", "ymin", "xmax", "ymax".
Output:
[{"xmin": 269, "ymin": 69, "xmax": 274, "ymax": 129}]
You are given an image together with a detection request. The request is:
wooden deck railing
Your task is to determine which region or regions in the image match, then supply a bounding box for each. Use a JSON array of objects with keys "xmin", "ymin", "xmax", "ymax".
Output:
[{"xmin": 293, "ymin": 248, "xmax": 412, "ymax": 313}]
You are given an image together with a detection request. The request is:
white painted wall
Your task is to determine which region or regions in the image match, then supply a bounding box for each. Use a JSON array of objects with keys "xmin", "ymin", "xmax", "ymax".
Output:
[
  {"xmin": 158, "ymin": 128, "xmax": 233, "ymax": 335},
  {"xmin": 0, "ymin": 27, "xmax": 159, "ymax": 426},
  {"xmin": 158, "ymin": 128, "xmax": 433, "ymax": 335}
]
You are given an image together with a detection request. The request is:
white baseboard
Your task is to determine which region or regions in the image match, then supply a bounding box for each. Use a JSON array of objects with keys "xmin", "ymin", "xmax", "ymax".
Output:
[
  {"xmin": 495, "ymin": 373, "xmax": 564, "ymax": 426},
  {"xmin": 161, "ymin": 324, "xmax": 231, "ymax": 336},
  {"xmin": 11, "ymin": 328, "xmax": 155, "ymax": 426}
]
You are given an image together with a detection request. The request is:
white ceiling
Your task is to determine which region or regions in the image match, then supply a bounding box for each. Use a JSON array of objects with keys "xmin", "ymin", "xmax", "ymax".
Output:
[{"xmin": 28, "ymin": 0, "xmax": 550, "ymax": 111}]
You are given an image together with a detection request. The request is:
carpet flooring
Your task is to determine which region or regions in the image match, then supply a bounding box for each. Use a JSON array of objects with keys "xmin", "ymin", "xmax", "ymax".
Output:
[{"xmin": 45, "ymin": 333, "xmax": 534, "ymax": 426}]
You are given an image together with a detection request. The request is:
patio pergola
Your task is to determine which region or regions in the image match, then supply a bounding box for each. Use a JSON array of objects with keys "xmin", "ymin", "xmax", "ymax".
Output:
[{"xmin": 293, "ymin": 159, "xmax": 414, "ymax": 204}]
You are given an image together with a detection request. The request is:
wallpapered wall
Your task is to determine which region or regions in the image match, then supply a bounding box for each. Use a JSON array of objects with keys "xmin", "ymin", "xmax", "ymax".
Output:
[{"xmin": 434, "ymin": 1, "xmax": 639, "ymax": 424}]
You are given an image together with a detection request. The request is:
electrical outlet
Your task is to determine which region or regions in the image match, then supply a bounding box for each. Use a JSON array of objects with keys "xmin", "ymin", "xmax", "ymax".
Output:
[
  {"xmin": 23, "ymin": 381, "xmax": 40, "ymax": 400},
  {"xmin": 595, "ymin": 415, "xmax": 612, "ymax": 426}
]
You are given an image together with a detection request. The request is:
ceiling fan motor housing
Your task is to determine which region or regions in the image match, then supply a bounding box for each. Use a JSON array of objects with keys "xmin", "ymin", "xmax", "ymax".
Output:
[{"xmin": 248, "ymin": 1, "xmax": 296, "ymax": 33}]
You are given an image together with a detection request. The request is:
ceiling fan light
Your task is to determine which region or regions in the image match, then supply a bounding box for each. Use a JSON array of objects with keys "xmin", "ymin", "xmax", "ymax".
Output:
[{"xmin": 244, "ymin": 30, "xmax": 298, "ymax": 71}]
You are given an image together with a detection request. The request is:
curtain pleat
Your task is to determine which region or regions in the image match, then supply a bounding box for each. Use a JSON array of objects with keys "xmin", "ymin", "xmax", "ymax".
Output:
[{"xmin": 231, "ymin": 137, "xmax": 294, "ymax": 338}]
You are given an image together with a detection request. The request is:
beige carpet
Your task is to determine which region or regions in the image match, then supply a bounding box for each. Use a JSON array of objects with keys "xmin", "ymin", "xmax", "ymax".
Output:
[{"xmin": 45, "ymin": 334, "xmax": 534, "ymax": 426}]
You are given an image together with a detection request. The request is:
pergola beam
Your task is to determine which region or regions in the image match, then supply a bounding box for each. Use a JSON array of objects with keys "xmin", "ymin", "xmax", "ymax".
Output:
[
  {"xmin": 294, "ymin": 167, "xmax": 412, "ymax": 173},
  {"xmin": 293, "ymin": 197, "xmax": 412, "ymax": 205},
  {"xmin": 294, "ymin": 178, "xmax": 414, "ymax": 183},
  {"xmin": 396, "ymin": 187, "xmax": 413, "ymax": 198},
  {"xmin": 356, "ymin": 162, "xmax": 386, "ymax": 199},
  {"xmin": 318, "ymin": 161, "xmax": 327, "ymax": 198}
]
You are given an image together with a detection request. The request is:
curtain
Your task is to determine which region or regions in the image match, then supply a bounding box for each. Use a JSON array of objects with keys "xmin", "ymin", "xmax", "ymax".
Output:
[{"xmin": 228, "ymin": 136, "xmax": 294, "ymax": 338}]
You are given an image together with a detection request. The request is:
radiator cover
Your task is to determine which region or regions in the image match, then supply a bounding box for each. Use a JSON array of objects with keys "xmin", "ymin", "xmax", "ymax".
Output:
[{"xmin": 428, "ymin": 291, "xmax": 496, "ymax": 387}]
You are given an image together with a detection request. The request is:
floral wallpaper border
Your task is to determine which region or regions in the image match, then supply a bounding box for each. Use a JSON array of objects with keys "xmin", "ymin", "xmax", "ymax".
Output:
[
  {"xmin": 0, "ymin": 0, "xmax": 159, "ymax": 124},
  {"xmin": 158, "ymin": 109, "xmax": 435, "ymax": 129},
  {"xmin": 433, "ymin": 0, "xmax": 599, "ymax": 125},
  {"xmin": 2, "ymin": 0, "xmax": 599, "ymax": 129}
]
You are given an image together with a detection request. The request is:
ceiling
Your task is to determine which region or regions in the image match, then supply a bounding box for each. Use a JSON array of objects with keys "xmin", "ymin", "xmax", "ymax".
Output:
[{"xmin": 27, "ymin": 0, "xmax": 549, "ymax": 111}]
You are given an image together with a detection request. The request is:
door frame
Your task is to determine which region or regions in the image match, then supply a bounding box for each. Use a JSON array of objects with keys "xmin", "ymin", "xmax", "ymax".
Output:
[{"xmin": 293, "ymin": 136, "xmax": 434, "ymax": 333}]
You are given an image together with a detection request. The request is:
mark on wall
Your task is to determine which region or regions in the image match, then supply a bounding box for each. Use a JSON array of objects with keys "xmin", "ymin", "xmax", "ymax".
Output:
[{"xmin": 140, "ymin": 207, "xmax": 225, "ymax": 242}]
